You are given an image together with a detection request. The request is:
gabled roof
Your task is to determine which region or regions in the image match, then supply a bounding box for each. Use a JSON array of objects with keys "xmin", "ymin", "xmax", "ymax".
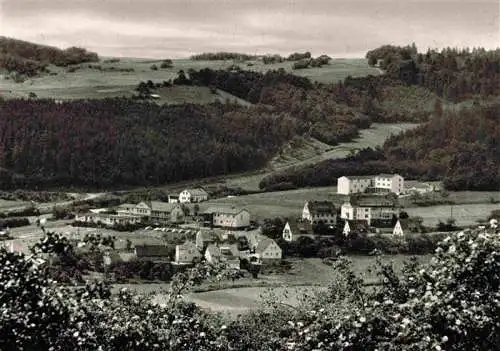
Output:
[
  {"xmin": 149, "ymin": 201, "xmax": 179, "ymax": 212},
  {"xmin": 202, "ymin": 206, "xmax": 248, "ymax": 215},
  {"xmin": 306, "ymin": 201, "xmax": 336, "ymax": 215},
  {"xmin": 345, "ymin": 219, "xmax": 370, "ymax": 232},
  {"xmin": 256, "ymin": 238, "xmax": 279, "ymax": 254},
  {"xmin": 205, "ymin": 244, "xmax": 221, "ymax": 258},
  {"xmin": 285, "ymin": 218, "xmax": 313, "ymax": 234},
  {"xmin": 197, "ymin": 229, "xmax": 219, "ymax": 243},
  {"xmin": 135, "ymin": 245, "xmax": 172, "ymax": 257},
  {"xmin": 183, "ymin": 188, "xmax": 209, "ymax": 196}
]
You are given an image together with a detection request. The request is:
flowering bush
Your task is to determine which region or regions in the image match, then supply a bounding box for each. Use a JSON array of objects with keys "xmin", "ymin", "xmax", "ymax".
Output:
[{"xmin": 0, "ymin": 228, "xmax": 498, "ymax": 350}]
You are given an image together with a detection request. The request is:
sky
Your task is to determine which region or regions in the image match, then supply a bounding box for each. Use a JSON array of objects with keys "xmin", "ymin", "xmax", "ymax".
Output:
[{"xmin": 1, "ymin": 0, "xmax": 499, "ymax": 59}]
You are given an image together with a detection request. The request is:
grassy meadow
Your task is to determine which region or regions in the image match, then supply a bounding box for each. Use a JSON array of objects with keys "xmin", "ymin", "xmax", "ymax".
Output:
[{"xmin": 1, "ymin": 57, "xmax": 380, "ymax": 102}]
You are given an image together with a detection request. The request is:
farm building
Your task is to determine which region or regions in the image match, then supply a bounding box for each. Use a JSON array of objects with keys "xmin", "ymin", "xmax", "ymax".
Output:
[
  {"xmin": 337, "ymin": 174, "xmax": 404, "ymax": 195},
  {"xmin": 179, "ymin": 188, "xmax": 209, "ymax": 203},
  {"xmin": 342, "ymin": 219, "xmax": 370, "ymax": 236},
  {"xmin": 302, "ymin": 201, "xmax": 337, "ymax": 225},
  {"xmin": 167, "ymin": 194, "xmax": 179, "ymax": 203},
  {"xmin": 201, "ymin": 207, "xmax": 251, "ymax": 229}
]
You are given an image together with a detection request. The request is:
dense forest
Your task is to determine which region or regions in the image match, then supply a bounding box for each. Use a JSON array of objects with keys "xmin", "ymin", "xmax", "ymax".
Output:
[
  {"xmin": 0, "ymin": 36, "xmax": 99, "ymax": 76},
  {"xmin": 366, "ymin": 44, "xmax": 500, "ymax": 101},
  {"xmin": 260, "ymin": 102, "xmax": 500, "ymax": 191},
  {"xmin": 0, "ymin": 99, "xmax": 296, "ymax": 189}
]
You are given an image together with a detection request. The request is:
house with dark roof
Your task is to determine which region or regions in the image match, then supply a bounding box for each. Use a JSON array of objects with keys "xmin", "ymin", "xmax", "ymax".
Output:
[
  {"xmin": 179, "ymin": 188, "xmax": 209, "ymax": 203},
  {"xmin": 282, "ymin": 219, "xmax": 313, "ymax": 242},
  {"xmin": 302, "ymin": 201, "xmax": 337, "ymax": 226},
  {"xmin": 201, "ymin": 207, "xmax": 250, "ymax": 229},
  {"xmin": 134, "ymin": 244, "xmax": 174, "ymax": 262},
  {"xmin": 343, "ymin": 219, "xmax": 370, "ymax": 236},
  {"xmin": 256, "ymin": 238, "xmax": 282, "ymax": 262}
]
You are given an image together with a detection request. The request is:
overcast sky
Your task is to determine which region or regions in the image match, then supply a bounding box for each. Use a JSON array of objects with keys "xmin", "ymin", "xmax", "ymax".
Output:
[{"xmin": 1, "ymin": 0, "xmax": 499, "ymax": 58}]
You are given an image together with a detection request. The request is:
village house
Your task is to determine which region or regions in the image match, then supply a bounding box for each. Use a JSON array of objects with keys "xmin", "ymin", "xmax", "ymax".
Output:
[
  {"xmin": 179, "ymin": 188, "xmax": 209, "ymax": 203},
  {"xmin": 302, "ymin": 201, "xmax": 337, "ymax": 225},
  {"xmin": 132, "ymin": 201, "xmax": 185, "ymax": 224},
  {"xmin": 174, "ymin": 241, "xmax": 200, "ymax": 265},
  {"xmin": 282, "ymin": 219, "xmax": 313, "ymax": 242},
  {"xmin": 337, "ymin": 174, "xmax": 404, "ymax": 195},
  {"xmin": 201, "ymin": 207, "xmax": 251, "ymax": 229},
  {"xmin": 218, "ymin": 243, "xmax": 241, "ymax": 269},
  {"xmin": 342, "ymin": 219, "xmax": 370, "ymax": 236},
  {"xmin": 256, "ymin": 238, "xmax": 282, "ymax": 262},
  {"xmin": 74, "ymin": 213, "xmax": 142, "ymax": 227}
]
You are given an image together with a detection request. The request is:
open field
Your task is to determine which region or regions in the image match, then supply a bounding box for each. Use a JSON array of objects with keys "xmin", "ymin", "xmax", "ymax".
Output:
[
  {"xmin": 406, "ymin": 203, "xmax": 499, "ymax": 227},
  {"xmin": 0, "ymin": 58, "xmax": 379, "ymax": 101}
]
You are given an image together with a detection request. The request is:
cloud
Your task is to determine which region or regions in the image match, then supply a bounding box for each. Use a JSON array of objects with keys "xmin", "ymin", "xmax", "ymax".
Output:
[{"xmin": 1, "ymin": 0, "xmax": 498, "ymax": 58}]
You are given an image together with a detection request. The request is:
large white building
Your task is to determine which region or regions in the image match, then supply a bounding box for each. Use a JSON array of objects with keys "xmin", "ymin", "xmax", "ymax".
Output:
[
  {"xmin": 340, "ymin": 194, "xmax": 399, "ymax": 226},
  {"xmin": 202, "ymin": 207, "xmax": 251, "ymax": 229},
  {"xmin": 337, "ymin": 174, "xmax": 404, "ymax": 195}
]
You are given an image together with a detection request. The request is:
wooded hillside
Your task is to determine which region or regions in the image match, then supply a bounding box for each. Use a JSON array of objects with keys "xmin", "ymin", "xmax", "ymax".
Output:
[{"xmin": 0, "ymin": 99, "xmax": 295, "ymax": 189}]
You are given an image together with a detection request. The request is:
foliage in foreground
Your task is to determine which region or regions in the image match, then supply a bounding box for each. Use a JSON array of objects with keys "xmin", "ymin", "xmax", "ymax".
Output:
[{"xmin": 0, "ymin": 227, "xmax": 499, "ymax": 350}]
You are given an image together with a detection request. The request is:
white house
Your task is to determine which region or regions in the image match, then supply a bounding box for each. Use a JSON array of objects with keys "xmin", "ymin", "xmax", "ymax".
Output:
[
  {"xmin": 167, "ymin": 194, "xmax": 179, "ymax": 203},
  {"xmin": 179, "ymin": 188, "xmax": 209, "ymax": 203},
  {"xmin": 174, "ymin": 242, "xmax": 200, "ymax": 264},
  {"xmin": 202, "ymin": 207, "xmax": 251, "ymax": 229},
  {"xmin": 116, "ymin": 203, "xmax": 136, "ymax": 216},
  {"xmin": 302, "ymin": 201, "xmax": 336, "ymax": 225},
  {"xmin": 337, "ymin": 174, "xmax": 404, "ymax": 195},
  {"xmin": 256, "ymin": 238, "xmax": 282, "ymax": 261},
  {"xmin": 392, "ymin": 220, "xmax": 405, "ymax": 236}
]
